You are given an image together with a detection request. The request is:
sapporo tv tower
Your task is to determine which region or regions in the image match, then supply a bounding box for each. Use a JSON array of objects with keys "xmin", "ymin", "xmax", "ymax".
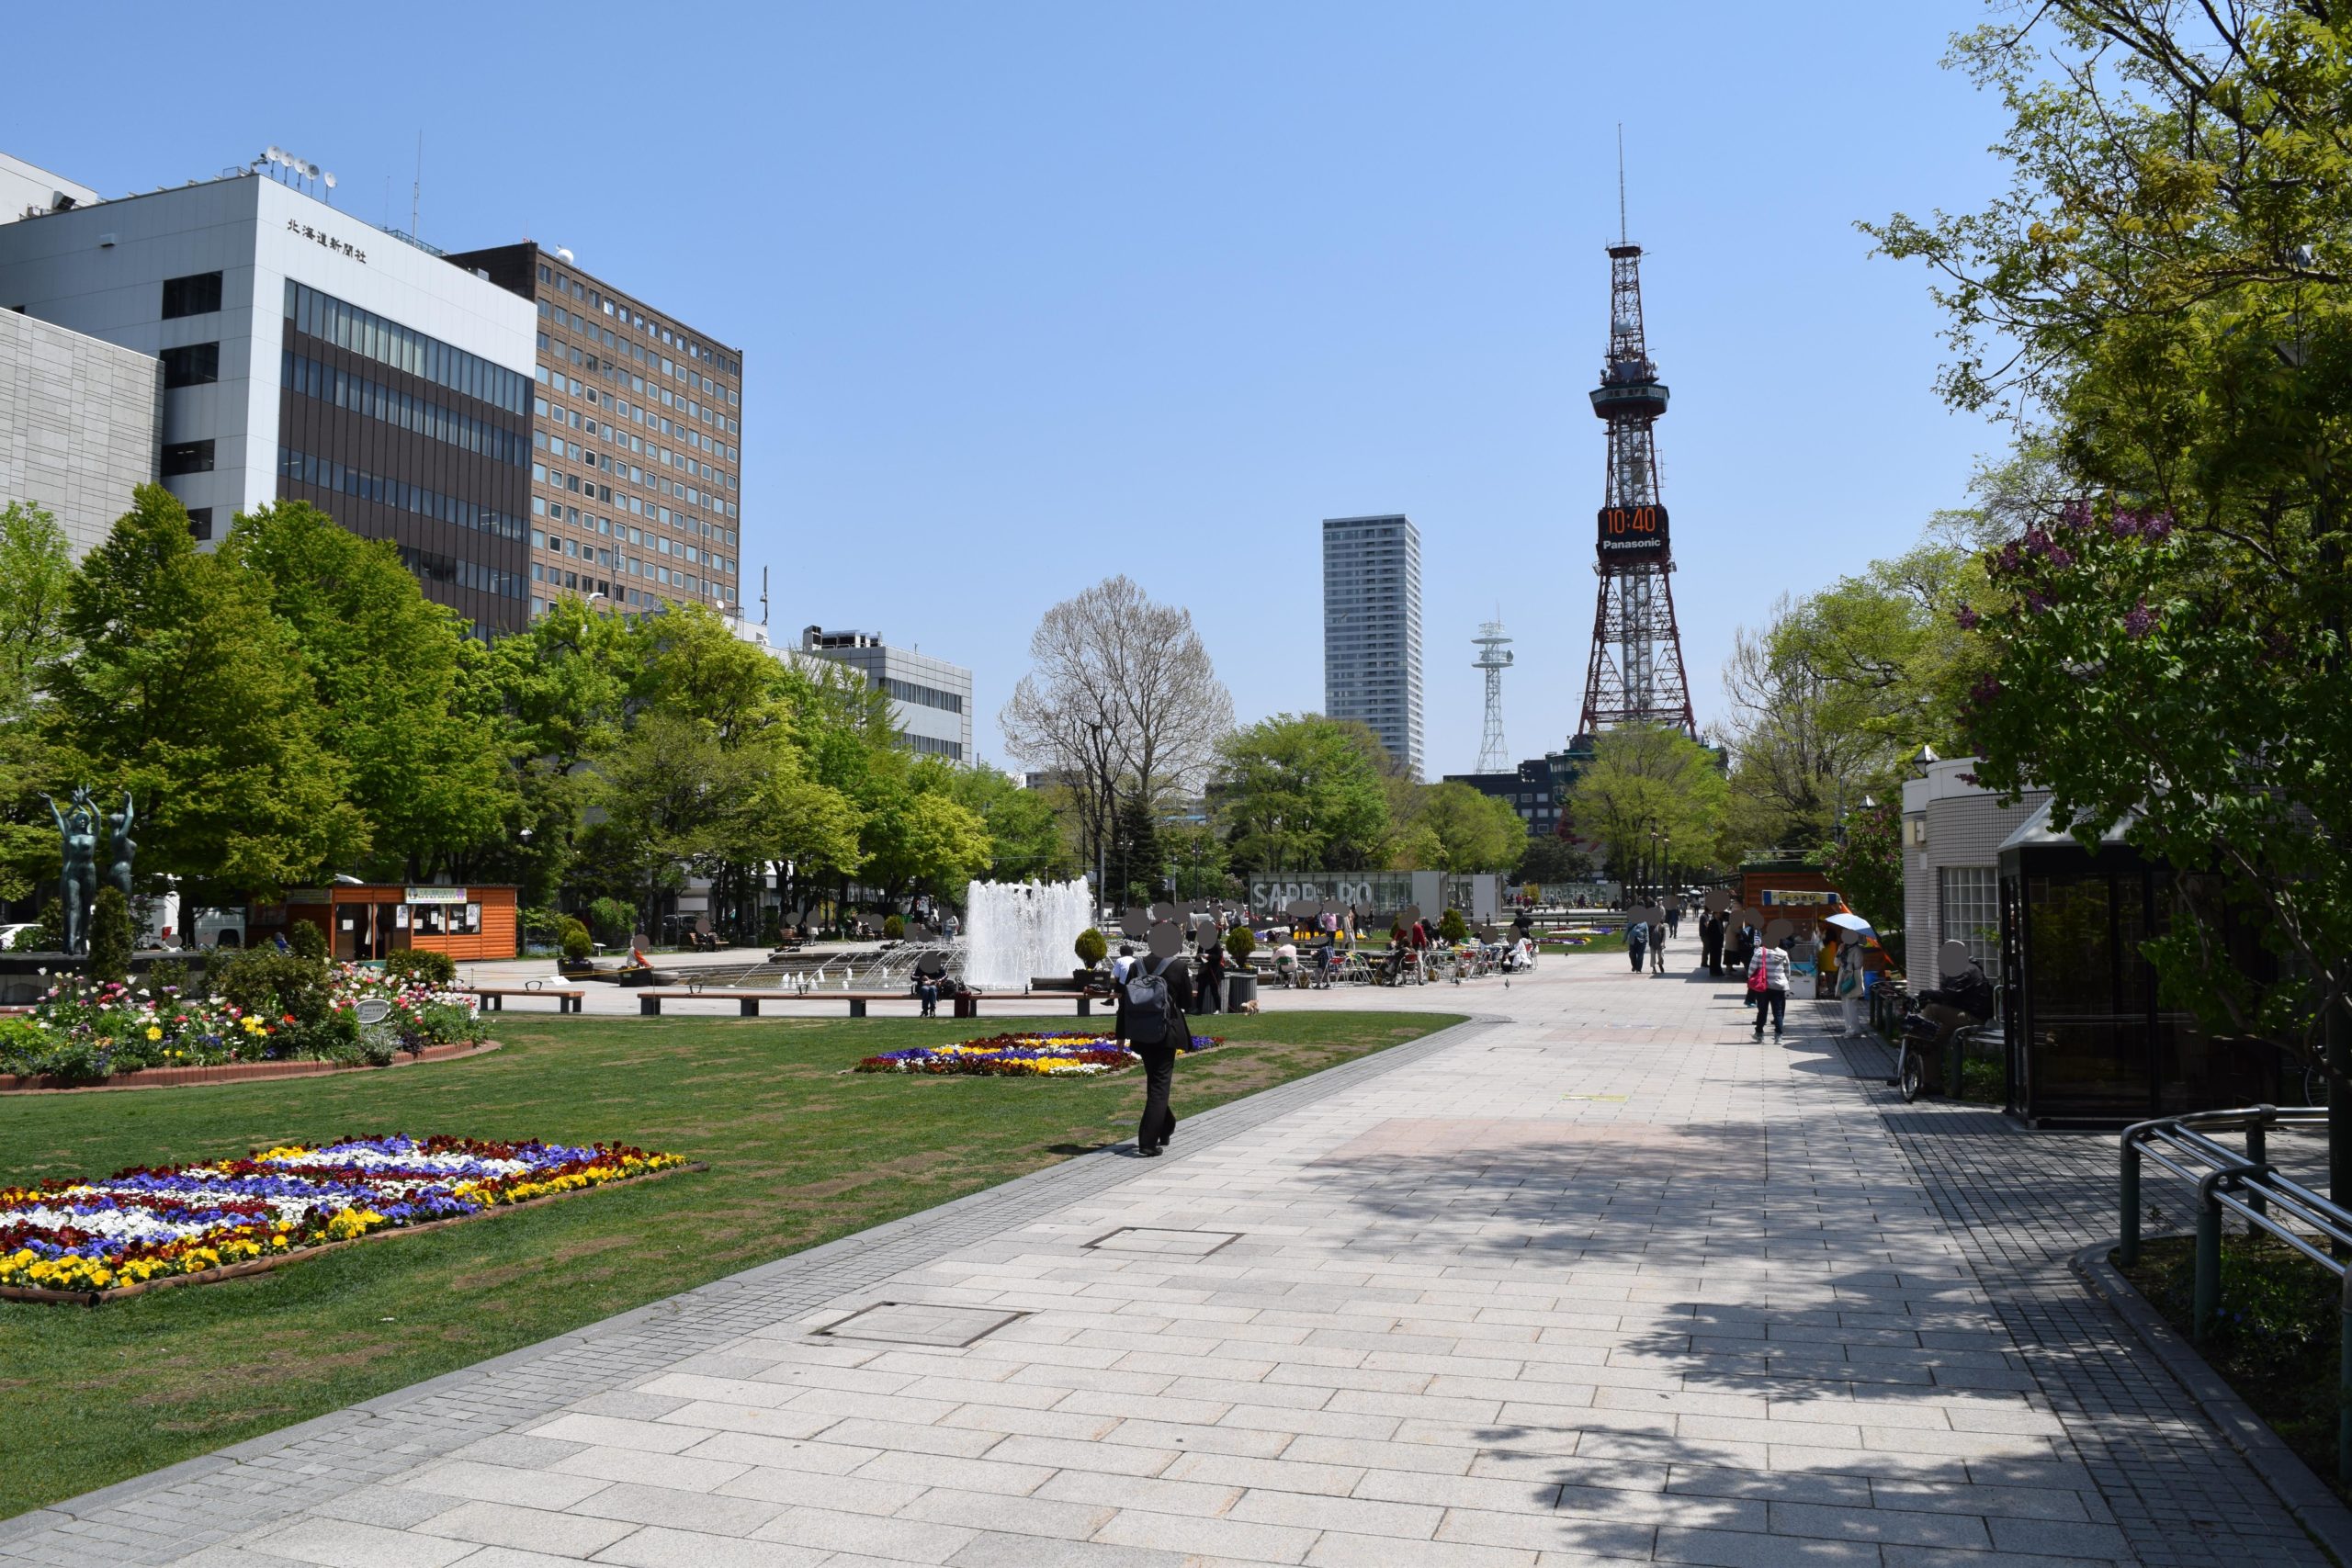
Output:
[{"xmin": 1575, "ymin": 148, "xmax": 1695, "ymax": 741}]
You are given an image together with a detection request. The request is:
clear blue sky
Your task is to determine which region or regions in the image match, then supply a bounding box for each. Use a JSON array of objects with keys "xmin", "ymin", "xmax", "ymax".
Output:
[{"xmin": 8, "ymin": 2, "xmax": 2014, "ymax": 776}]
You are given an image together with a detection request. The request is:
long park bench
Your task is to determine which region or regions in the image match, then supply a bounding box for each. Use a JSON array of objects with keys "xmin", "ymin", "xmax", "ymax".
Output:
[
  {"xmin": 636, "ymin": 987, "xmax": 1108, "ymax": 1019},
  {"xmin": 465, "ymin": 985, "xmax": 585, "ymax": 1015}
]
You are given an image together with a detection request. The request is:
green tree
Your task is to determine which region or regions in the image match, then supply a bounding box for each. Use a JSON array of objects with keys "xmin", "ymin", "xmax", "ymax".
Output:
[
  {"xmin": 1720, "ymin": 543, "xmax": 1984, "ymax": 861},
  {"xmin": 0, "ymin": 502, "xmax": 74, "ymax": 899},
  {"xmin": 1214, "ymin": 715, "xmax": 1393, "ymax": 873},
  {"xmin": 582, "ymin": 708, "xmax": 770, "ymax": 930},
  {"xmin": 1813, "ymin": 800, "xmax": 1905, "ymax": 962},
  {"xmin": 469, "ymin": 595, "xmax": 643, "ymax": 902},
  {"xmin": 941, "ymin": 763, "xmax": 1075, "ymax": 883},
  {"xmin": 862, "ymin": 787, "xmax": 994, "ymax": 900},
  {"xmin": 0, "ymin": 501, "xmax": 73, "ymax": 703},
  {"xmin": 1868, "ymin": 3, "xmax": 2352, "ymax": 1141},
  {"xmin": 1406, "ymin": 783, "xmax": 1527, "ymax": 874},
  {"xmin": 1563, "ymin": 724, "xmax": 1727, "ymax": 888},
  {"xmin": 224, "ymin": 501, "xmax": 513, "ymax": 882},
  {"xmin": 1513, "ymin": 834, "xmax": 1596, "ymax": 886},
  {"xmin": 46, "ymin": 486, "xmax": 363, "ymax": 897}
]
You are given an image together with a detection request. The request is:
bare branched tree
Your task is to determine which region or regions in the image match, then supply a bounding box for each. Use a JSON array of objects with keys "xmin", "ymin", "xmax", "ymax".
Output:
[{"xmin": 1001, "ymin": 577, "xmax": 1234, "ymax": 888}]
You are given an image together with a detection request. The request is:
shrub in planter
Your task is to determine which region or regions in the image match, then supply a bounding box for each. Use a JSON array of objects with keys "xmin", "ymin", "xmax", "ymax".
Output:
[
  {"xmin": 1438, "ymin": 908, "xmax": 1469, "ymax": 944},
  {"xmin": 385, "ymin": 947, "xmax": 458, "ymax": 987},
  {"xmin": 212, "ymin": 952, "xmax": 335, "ymax": 1048},
  {"xmin": 884, "ymin": 914, "xmax": 906, "ymax": 941},
  {"xmin": 1224, "ymin": 926, "xmax": 1256, "ymax": 964},
  {"xmin": 1074, "ymin": 927, "xmax": 1108, "ymax": 967},
  {"xmin": 559, "ymin": 918, "xmax": 594, "ymax": 964}
]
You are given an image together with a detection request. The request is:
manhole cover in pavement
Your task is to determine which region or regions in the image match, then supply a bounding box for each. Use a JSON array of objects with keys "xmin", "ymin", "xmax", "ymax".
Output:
[
  {"xmin": 1087, "ymin": 1227, "xmax": 1239, "ymax": 1257},
  {"xmin": 820, "ymin": 1302, "xmax": 1027, "ymax": 1348}
]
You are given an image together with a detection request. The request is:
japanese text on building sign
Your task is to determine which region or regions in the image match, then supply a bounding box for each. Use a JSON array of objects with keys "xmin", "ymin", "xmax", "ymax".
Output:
[{"xmin": 287, "ymin": 219, "xmax": 366, "ymax": 264}]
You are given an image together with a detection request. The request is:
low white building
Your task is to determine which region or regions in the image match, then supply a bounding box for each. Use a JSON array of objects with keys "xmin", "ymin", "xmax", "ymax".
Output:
[
  {"xmin": 0, "ymin": 307, "xmax": 160, "ymax": 556},
  {"xmin": 1900, "ymin": 753, "xmax": 2050, "ymax": 978},
  {"xmin": 800, "ymin": 626, "xmax": 974, "ymax": 763}
]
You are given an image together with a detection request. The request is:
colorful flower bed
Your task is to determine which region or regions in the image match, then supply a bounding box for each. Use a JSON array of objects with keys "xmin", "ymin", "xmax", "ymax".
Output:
[
  {"xmin": 0, "ymin": 964, "xmax": 482, "ymax": 1087},
  {"xmin": 854, "ymin": 1031, "xmax": 1223, "ymax": 1077},
  {"xmin": 0, "ymin": 1134, "xmax": 687, "ymax": 1296}
]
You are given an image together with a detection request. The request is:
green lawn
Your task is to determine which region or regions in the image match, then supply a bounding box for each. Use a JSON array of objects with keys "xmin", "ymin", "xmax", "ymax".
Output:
[{"xmin": 0, "ymin": 1008, "xmax": 1455, "ymax": 1517}]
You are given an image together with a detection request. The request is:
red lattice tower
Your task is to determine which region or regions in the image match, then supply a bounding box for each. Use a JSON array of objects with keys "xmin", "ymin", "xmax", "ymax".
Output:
[{"xmin": 1575, "ymin": 242, "xmax": 1695, "ymax": 740}]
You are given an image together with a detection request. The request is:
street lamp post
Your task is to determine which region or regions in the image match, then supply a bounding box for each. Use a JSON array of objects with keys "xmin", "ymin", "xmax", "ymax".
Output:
[{"xmin": 1082, "ymin": 718, "xmax": 1110, "ymax": 917}]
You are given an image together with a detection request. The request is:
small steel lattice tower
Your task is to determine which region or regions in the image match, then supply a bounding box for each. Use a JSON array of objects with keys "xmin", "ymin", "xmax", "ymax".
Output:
[
  {"xmin": 1577, "ymin": 242, "xmax": 1695, "ymax": 739},
  {"xmin": 1471, "ymin": 618, "xmax": 1513, "ymax": 773}
]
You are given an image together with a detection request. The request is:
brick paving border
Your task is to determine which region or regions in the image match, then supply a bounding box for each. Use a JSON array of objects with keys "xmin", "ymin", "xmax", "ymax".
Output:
[
  {"xmin": 0, "ymin": 1012, "xmax": 1496, "ymax": 1565},
  {"xmin": 1825, "ymin": 1011, "xmax": 2337, "ymax": 1567}
]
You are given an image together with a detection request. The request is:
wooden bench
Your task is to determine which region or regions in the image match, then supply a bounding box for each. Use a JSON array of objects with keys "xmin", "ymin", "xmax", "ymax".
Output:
[
  {"xmin": 634, "ymin": 987, "xmax": 1105, "ymax": 1019},
  {"xmin": 466, "ymin": 986, "xmax": 585, "ymax": 1015}
]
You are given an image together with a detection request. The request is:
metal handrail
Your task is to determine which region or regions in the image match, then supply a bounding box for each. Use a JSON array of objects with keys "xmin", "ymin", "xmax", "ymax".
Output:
[{"xmin": 2120, "ymin": 1104, "xmax": 2350, "ymax": 1482}]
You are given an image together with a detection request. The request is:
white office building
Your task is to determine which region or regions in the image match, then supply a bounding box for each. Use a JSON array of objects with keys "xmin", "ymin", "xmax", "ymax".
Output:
[
  {"xmin": 0, "ymin": 169, "xmax": 537, "ymax": 629},
  {"xmin": 800, "ymin": 626, "xmax": 974, "ymax": 763},
  {"xmin": 1, "ymin": 152, "xmax": 97, "ymax": 227},
  {"xmin": 1322, "ymin": 513, "xmax": 1424, "ymax": 778}
]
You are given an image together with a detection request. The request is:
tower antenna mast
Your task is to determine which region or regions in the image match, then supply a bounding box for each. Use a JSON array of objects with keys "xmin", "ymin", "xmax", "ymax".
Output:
[
  {"xmin": 1472, "ymin": 618, "xmax": 1514, "ymax": 773},
  {"xmin": 1616, "ymin": 123, "xmax": 1627, "ymax": 244}
]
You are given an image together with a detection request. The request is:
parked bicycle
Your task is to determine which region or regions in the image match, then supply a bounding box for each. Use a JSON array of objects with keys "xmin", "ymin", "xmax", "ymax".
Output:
[{"xmin": 1890, "ymin": 989, "xmax": 2002, "ymax": 1103}]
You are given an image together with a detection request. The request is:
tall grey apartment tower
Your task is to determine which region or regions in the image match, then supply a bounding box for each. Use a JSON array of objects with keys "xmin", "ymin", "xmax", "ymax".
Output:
[{"xmin": 1322, "ymin": 513, "xmax": 1424, "ymax": 779}]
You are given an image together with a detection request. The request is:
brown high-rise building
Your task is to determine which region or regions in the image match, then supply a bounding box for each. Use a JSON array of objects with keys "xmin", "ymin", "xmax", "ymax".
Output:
[{"xmin": 443, "ymin": 242, "xmax": 744, "ymax": 619}]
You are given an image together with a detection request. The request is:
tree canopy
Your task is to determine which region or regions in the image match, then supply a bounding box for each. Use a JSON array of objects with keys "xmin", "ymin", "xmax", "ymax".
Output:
[{"xmin": 1870, "ymin": 1, "xmax": 2352, "ymax": 1071}]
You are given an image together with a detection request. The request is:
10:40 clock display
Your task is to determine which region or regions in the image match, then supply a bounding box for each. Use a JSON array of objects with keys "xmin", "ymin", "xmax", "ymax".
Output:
[{"xmin": 1596, "ymin": 504, "xmax": 1669, "ymax": 556}]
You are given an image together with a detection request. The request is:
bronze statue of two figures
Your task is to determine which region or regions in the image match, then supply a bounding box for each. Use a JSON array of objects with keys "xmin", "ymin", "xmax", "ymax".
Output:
[{"xmin": 42, "ymin": 788, "xmax": 134, "ymax": 956}]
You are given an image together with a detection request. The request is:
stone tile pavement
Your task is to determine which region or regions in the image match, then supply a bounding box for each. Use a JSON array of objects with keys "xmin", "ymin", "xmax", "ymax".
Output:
[{"xmin": 1, "ymin": 951, "xmax": 2330, "ymax": 1565}]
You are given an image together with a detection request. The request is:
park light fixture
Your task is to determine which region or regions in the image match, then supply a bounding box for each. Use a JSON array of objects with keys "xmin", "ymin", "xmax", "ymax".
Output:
[{"xmin": 1910, "ymin": 743, "xmax": 1939, "ymax": 777}]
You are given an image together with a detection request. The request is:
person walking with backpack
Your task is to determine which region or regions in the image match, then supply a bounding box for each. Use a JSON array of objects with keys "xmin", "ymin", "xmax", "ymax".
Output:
[
  {"xmin": 1748, "ymin": 936, "xmax": 1792, "ymax": 1041},
  {"xmin": 1626, "ymin": 916, "xmax": 1648, "ymax": 973},
  {"xmin": 1116, "ymin": 932, "xmax": 1193, "ymax": 1156}
]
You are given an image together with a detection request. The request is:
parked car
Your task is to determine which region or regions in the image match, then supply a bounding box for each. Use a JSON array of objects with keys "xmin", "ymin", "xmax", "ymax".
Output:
[{"xmin": 0, "ymin": 922, "xmax": 37, "ymax": 950}]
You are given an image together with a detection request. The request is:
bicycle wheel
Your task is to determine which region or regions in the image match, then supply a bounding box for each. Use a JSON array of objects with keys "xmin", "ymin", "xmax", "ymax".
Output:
[
  {"xmin": 1899, "ymin": 1045, "xmax": 1926, "ymax": 1103},
  {"xmin": 2302, "ymin": 1064, "xmax": 2333, "ymax": 1109}
]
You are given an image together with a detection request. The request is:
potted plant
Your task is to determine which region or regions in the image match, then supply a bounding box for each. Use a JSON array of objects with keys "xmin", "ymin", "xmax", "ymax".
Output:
[
  {"xmin": 557, "ymin": 918, "xmax": 595, "ymax": 976},
  {"xmin": 1074, "ymin": 926, "xmax": 1108, "ymax": 988}
]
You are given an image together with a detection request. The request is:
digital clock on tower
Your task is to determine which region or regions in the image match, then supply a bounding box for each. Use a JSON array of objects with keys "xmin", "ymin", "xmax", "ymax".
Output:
[{"xmin": 1596, "ymin": 504, "xmax": 1669, "ymax": 554}]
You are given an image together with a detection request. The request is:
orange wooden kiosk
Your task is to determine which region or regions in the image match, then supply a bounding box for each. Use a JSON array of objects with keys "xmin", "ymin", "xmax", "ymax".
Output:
[{"xmin": 264, "ymin": 886, "xmax": 520, "ymax": 962}]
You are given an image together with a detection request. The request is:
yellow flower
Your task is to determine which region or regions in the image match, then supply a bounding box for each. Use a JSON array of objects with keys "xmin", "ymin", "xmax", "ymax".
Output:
[{"xmin": 146, "ymin": 1026, "xmax": 163, "ymax": 1042}]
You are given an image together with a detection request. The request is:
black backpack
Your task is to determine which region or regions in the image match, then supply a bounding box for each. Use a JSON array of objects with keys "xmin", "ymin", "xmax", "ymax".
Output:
[{"xmin": 1124, "ymin": 957, "xmax": 1178, "ymax": 1047}]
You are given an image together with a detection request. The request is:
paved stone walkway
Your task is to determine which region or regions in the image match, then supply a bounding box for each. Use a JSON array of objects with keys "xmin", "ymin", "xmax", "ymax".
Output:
[{"xmin": 2, "ymin": 951, "xmax": 2328, "ymax": 1566}]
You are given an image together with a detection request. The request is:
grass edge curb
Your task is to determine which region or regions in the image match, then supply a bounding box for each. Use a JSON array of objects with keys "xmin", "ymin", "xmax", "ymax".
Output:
[{"xmin": 2070, "ymin": 1236, "xmax": 2352, "ymax": 1567}]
